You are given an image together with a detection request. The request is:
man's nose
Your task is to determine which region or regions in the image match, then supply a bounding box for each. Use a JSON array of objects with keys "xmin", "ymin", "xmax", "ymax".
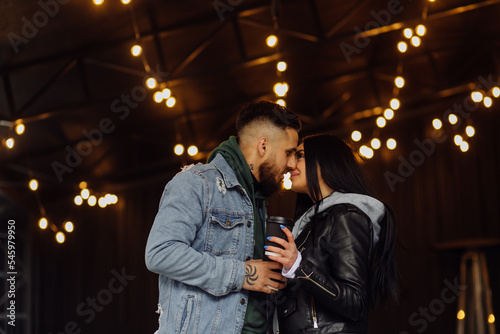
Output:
[{"xmin": 287, "ymin": 155, "xmax": 297, "ymax": 170}]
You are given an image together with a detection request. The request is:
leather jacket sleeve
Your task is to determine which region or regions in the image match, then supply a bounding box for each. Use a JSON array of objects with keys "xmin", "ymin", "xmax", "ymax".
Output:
[{"xmin": 296, "ymin": 207, "xmax": 372, "ymax": 321}]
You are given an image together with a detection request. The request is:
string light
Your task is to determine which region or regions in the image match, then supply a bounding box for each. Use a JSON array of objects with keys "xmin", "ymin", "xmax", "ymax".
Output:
[
  {"xmin": 74, "ymin": 195, "xmax": 83, "ymax": 205},
  {"xmin": 465, "ymin": 125, "xmax": 475, "ymax": 137},
  {"xmin": 432, "ymin": 118, "xmax": 442, "ymax": 130},
  {"xmin": 273, "ymin": 82, "xmax": 289, "ymax": 97},
  {"xmin": 471, "ymin": 91, "xmax": 483, "ymax": 102},
  {"xmin": 56, "ymin": 232, "xmax": 65, "ymax": 244},
  {"xmin": 146, "ymin": 77, "xmax": 157, "ymax": 89},
  {"xmin": 394, "ymin": 76, "xmax": 405, "ymax": 88},
  {"xmin": 277, "ymin": 61, "xmax": 287, "ymax": 72},
  {"xmin": 488, "ymin": 314, "xmax": 496, "ymax": 324},
  {"xmin": 359, "ymin": 145, "xmax": 374, "ymax": 159},
  {"xmin": 390, "ymin": 98, "xmax": 400, "ymax": 110},
  {"xmin": 371, "ymin": 138, "xmax": 381, "ymax": 149},
  {"xmin": 384, "ymin": 108, "xmax": 395, "ymax": 120},
  {"xmin": 166, "ymin": 97, "xmax": 176, "ymax": 108},
  {"xmin": 187, "ymin": 145, "xmax": 198, "ymax": 156},
  {"xmin": 64, "ymin": 221, "xmax": 74, "ymax": 233},
  {"xmin": 457, "ymin": 310, "xmax": 465, "ymax": 320},
  {"xmin": 121, "ymin": 0, "xmax": 131, "ymax": 4},
  {"xmin": 93, "ymin": 0, "xmax": 104, "ymax": 5},
  {"xmin": 81, "ymin": 188, "xmax": 90, "ymax": 199},
  {"xmin": 283, "ymin": 172, "xmax": 292, "ymax": 190},
  {"xmin": 39, "ymin": 218, "xmax": 48, "ymax": 229},
  {"xmin": 88, "ymin": 195, "xmax": 97, "ymax": 206},
  {"xmin": 416, "ymin": 25, "xmax": 427, "ymax": 36},
  {"xmin": 5, "ymin": 138, "xmax": 14, "ymax": 149},
  {"xmin": 483, "ymin": 96, "xmax": 493, "ymax": 108},
  {"xmin": 266, "ymin": 35, "xmax": 278, "ymax": 47},
  {"xmin": 448, "ymin": 114, "xmax": 458, "ymax": 124},
  {"xmin": 351, "ymin": 131, "xmax": 362, "ymax": 142},
  {"xmin": 403, "ymin": 28, "xmax": 413, "ymax": 39},
  {"xmin": 174, "ymin": 144, "xmax": 184, "ymax": 155},
  {"xmin": 376, "ymin": 117, "xmax": 387, "ymax": 128},
  {"xmin": 154, "ymin": 91, "xmax": 164, "ymax": 103},
  {"xmin": 79, "ymin": 181, "xmax": 87, "ymax": 189},
  {"xmin": 460, "ymin": 141, "xmax": 469, "ymax": 152},
  {"xmin": 15, "ymin": 124, "xmax": 25, "ymax": 135},
  {"xmin": 398, "ymin": 41, "xmax": 408, "ymax": 53},
  {"xmin": 276, "ymin": 99, "xmax": 286, "ymax": 107},
  {"xmin": 131, "ymin": 45, "xmax": 142, "ymax": 57},
  {"xmin": 454, "ymin": 135, "xmax": 463, "ymax": 146},
  {"xmin": 410, "ymin": 36, "xmax": 421, "ymax": 47},
  {"xmin": 162, "ymin": 88, "xmax": 171, "ymax": 99},
  {"xmin": 387, "ymin": 138, "xmax": 397, "ymax": 150},
  {"xmin": 98, "ymin": 197, "xmax": 107, "ymax": 208},
  {"xmin": 492, "ymin": 87, "xmax": 500, "ymax": 98},
  {"xmin": 29, "ymin": 179, "xmax": 38, "ymax": 191}
]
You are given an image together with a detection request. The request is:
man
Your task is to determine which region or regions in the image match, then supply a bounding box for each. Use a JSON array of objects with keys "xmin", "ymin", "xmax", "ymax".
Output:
[{"xmin": 145, "ymin": 101, "xmax": 301, "ymax": 334}]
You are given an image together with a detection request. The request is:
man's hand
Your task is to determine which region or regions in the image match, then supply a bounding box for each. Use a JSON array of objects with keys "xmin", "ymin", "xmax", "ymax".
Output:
[{"xmin": 242, "ymin": 260, "xmax": 286, "ymax": 294}]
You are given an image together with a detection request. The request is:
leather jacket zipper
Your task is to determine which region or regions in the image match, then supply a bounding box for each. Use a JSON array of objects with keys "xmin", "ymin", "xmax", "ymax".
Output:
[
  {"xmin": 297, "ymin": 230, "xmax": 311, "ymax": 251},
  {"xmin": 310, "ymin": 297, "xmax": 318, "ymax": 329},
  {"xmin": 299, "ymin": 269, "xmax": 337, "ymax": 298}
]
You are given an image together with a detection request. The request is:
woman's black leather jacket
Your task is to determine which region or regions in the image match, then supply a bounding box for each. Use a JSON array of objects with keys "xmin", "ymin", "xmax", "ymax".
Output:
[{"xmin": 276, "ymin": 203, "xmax": 375, "ymax": 334}]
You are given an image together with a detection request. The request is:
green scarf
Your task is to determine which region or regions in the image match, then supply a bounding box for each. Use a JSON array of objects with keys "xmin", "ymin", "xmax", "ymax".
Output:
[{"xmin": 208, "ymin": 136, "xmax": 269, "ymax": 333}]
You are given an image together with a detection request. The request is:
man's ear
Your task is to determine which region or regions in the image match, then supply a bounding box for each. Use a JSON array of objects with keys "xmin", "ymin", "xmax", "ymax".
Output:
[{"xmin": 257, "ymin": 137, "xmax": 268, "ymax": 157}]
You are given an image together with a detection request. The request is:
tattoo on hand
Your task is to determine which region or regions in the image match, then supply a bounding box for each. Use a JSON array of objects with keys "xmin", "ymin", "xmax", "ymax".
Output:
[
  {"xmin": 245, "ymin": 265, "xmax": 258, "ymax": 286},
  {"xmin": 249, "ymin": 164, "xmax": 254, "ymax": 171}
]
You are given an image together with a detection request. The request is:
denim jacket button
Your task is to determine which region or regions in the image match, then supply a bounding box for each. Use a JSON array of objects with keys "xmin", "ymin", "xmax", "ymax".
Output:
[
  {"xmin": 240, "ymin": 298, "xmax": 245, "ymax": 305},
  {"xmin": 247, "ymin": 221, "xmax": 251, "ymax": 227},
  {"xmin": 226, "ymin": 218, "xmax": 231, "ymax": 226}
]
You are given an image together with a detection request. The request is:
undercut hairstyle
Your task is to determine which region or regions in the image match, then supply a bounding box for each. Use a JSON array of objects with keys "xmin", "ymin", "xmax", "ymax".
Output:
[
  {"xmin": 236, "ymin": 101, "xmax": 301, "ymax": 135},
  {"xmin": 300, "ymin": 134, "xmax": 400, "ymax": 306}
]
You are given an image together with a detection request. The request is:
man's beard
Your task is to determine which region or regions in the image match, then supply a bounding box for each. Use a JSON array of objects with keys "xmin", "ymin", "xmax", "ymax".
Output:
[{"xmin": 258, "ymin": 159, "xmax": 285, "ymax": 196}]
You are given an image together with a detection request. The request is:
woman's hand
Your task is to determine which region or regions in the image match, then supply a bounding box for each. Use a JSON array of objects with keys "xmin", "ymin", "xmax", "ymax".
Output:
[{"xmin": 265, "ymin": 225, "xmax": 298, "ymax": 270}]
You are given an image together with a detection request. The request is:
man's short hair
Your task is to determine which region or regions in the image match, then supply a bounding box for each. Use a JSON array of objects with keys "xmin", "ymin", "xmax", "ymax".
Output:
[{"xmin": 236, "ymin": 101, "xmax": 301, "ymax": 135}]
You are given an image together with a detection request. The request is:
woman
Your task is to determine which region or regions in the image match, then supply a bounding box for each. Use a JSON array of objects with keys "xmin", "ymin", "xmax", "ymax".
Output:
[{"xmin": 265, "ymin": 134, "xmax": 399, "ymax": 333}]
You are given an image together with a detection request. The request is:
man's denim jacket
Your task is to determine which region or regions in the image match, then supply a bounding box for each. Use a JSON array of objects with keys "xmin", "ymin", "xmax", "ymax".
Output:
[{"xmin": 146, "ymin": 154, "xmax": 256, "ymax": 334}]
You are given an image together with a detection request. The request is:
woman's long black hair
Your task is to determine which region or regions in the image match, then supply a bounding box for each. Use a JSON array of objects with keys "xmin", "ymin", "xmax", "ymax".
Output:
[{"xmin": 300, "ymin": 134, "xmax": 399, "ymax": 305}]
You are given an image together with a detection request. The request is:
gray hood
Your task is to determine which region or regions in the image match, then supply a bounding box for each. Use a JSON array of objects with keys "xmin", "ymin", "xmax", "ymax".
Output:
[{"xmin": 292, "ymin": 192, "xmax": 385, "ymax": 246}]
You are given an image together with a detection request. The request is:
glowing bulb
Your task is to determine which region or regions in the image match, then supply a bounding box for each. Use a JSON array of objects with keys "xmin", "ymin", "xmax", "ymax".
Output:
[
  {"xmin": 131, "ymin": 45, "xmax": 142, "ymax": 56},
  {"xmin": 376, "ymin": 117, "xmax": 386, "ymax": 128},
  {"xmin": 387, "ymin": 138, "xmax": 397, "ymax": 150},
  {"xmin": 457, "ymin": 310, "xmax": 465, "ymax": 320},
  {"xmin": 448, "ymin": 114, "xmax": 458, "ymax": 124},
  {"xmin": 105, "ymin": 194, "xmax": 113, "ymax": 204},
  {"xmin": 187, "ymin": 145, "xmax": 198, "ymax": 156},
  {"xmin": 174, "ymin": 144, "xmax": 184, "ymax": 155},
  {"xmin": 266, "ymin": 35, "xmax": 278, "ymax": 47},
  {"xmin": 56, "ymin": 232, "xmax": 65, "ymax": 243},
  {"xmin": 492, "ymin": 87, "xmax": 500, "ymax": 98},
  {"xmin": 6, "ymin": 138, "xmax": 14, "ymax": 149},
  {"xmin": 146, "ymin": 77, "xmax": 157, "ymax": 89},
  {"xmin": 88, "ymin": 195, "xmax": 97, "ymax": 206},
  {"xmin": 403, "ymin": 28, "xmax": 413, "ymax": 39},
  {"xmin": 466, "ymin": 125, "xmax": 475, "ymax": 137},
  {"xmin": 81, "ymin": 188, "xmax": 90, "ymax": 199},
  {"xmin": 471, "ymin": 91, "xmax": 483, "ymax": 102},
  {"xmin": 121, "ymin": 0, "xmax": 131, "ymax": 4},
  {"xmin": 411, "ymin": 36, "xmax": 421, "ymax": 47},
  {"xmin": 283, "ymin": 172, "xmax": 292, "ymax": 190},
  {"xmin": 162, "ymin": 88, "xmax": 171, "ymax": 99},
  {"xmin": 432, "ymin": 118, "xmax": 442, "ymax": 130},
  {"xmin": 460, "ymin": 141, "xmax": 469, "ymax": 152},
  {"xmin": 454, "ymin": 134, "xmax": 463, "ymax": 146},
  {"xmin": 484, "ymin": 96, "xmax": 493, "ymax": 108},
  {"xmin": 394, "ymin": 76, "xmax": 405, "ymax": 88},
  {"xmin": 390, "ymin": 98, "xmax": 400, "ymax": 110},
  {"xmin": 277, "ymin": 61, "xmax": 287, "ymax": 72},
  {"xmin": 351, "ymin": 130, "xmax": 362, "ymax": 142},
  {"xmin": 371, "ymin": 138, "xmax": 381, "ymax": 149},
  {"xmin": 166, "ymin": 97, "xmax": 176, "ymax": 107},
  {"xmin": 416, "ymin": 25, "xmax": 426, "ymax": 36},
  {"xmin": 154, "ymin": 91, "xmax": 164, "ymax": 103},
  {"xmin": 79, "ymin": 181, "xmax": 87, "ymax": 189},
  {"xmin": 384, "ymin": 108, "xmax": 394, "ymax": 120},
  {"xmin": 64, "ymin": 221, "xmax": 74, "ymax": 233},
  {"xmin": 93, "ymin": 0, "xmax": 104, "ymax": 5},
  {"xmin": 74, "ymin": 195, "xmax": 83, "ymax": 206},
  {"xmin": 276, "ymin": 99, "xmax": 286, "ymax": 107},
  {"xmin": 39, "ymin": 218, "xmax": 48, "ymax": 229},
  {"xmin": 488, "ymin": 314, "xmax": 495, "ymax": 324},
  {"xmin": 398, "ymin": 41, "xmax": 408, "ymax": 53},
  {"xmin": 15, "ymin": 124, "xmax": 25, "ymax": 135},
  {"xmin": 274, "ymin": 83, "xmax": 288, "ymax": 97},
  {"xmin": 110, "ymin": 195, "xmax": 118, "ymax": 204},
  {"xmin": 29, "ymin": 179, "xmax": 38, "ymax": 191},
  {"xmin": 359, "ymin": 145, "xmax": 374, "ymax": 159},
  {"xmin": 98, "ymin": 197, "xmax": 107, "ymax": 208}
]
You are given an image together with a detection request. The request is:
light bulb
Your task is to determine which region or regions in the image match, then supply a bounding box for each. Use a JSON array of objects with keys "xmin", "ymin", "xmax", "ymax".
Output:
[
  {"xmin": 146, "ymin": 77, "xmax": 157, "ymax": 89},
  {"xmin": 283, "ymin": 172, "xmax": 292, "ymax": 190},
  {"xmin": 88, "ymin": 195, "xmax": 97, "ymax": 206},
  {"xmin": 64, "ymin": 221, "xmax": 74, "ymax": 233},
  {"xmin": 98, "ymin": 197, "xmax": 107, "ymax": 208},
  {"xmin": 29, "ymin": 179, "xmax": 38, "ymax": 191},
  {"xmin": 174, "ymin": 144, "xmax": 184, "ymax": 155},
  {"xmin": 131, "ymin": 45, "xmax": 142, "ymax": 57},
  {"xmin": 471, "ymin": 91, "xmax": 483, "ymax": 102},
  {"xmin": 466, "ymin": 125, "xmax": 475, "ymax": 137},
  {"xmin": 359, "ymin": 145, "xmax": 374, "ymax": 159},
  {"xmin": 411, "ymin": 36, "xmax": 421, "ymax": 47},
  {"xmin": 6, "ymin": 138, "xmax": 14, "ymax": 149},
  {"xmin": 105, "ymin": 194, "xmax": 113, "ymax": 204},
  {"xmin": 351, "ymin": 131, "xmax": 362, "ymax": 142},
  {"xmin": 460, "ymin": 141, "xmax": 469, "ymax": 152},
  {"xmin": 416, "ymin": 25, "xmax": 426, "ymax": 36},
  {"xmin": 277, "ymin": 61, "xmax": 287, "ymax": 72},
  {"xmin": 484, "ymin": 96, "xmax": 493, "ymax": 108},
  {"xmin": 492, "ymin": 87, "xmax": 500, "ymax": 98},
  {"xmin": 154, "ymin": 91, "xmax": 164, "ymax": 103},
  {"xmin": 432, "ymin": 118, "xmax": 442, "ymax": 130},
  {"xmin": 274, "ymin": 83, "xmax": 288, "ymax": 97},
  {"xmin": 371, "ymin": 138, "xmax": 381, "ymax": 150},
  {"xmin": 394, "ymin": 76, "xmax": 405, "ymax": 88},
  {"xmin": 387, "ymin": 138, "xmax": 397, "ymax": 150},
  {"xmin": 56, "ymin": 232, "xmax": 65, "ymax": 243},
  {"xmin": 384, "ymin": 108, "xmax": 394, "ymax": 120},
  {"xmin": 448, "ymin": 114, "xmax": 458, "ymax": 124},
  {"xmin": 15, "ymin": 124, "xmax": 25, "ymax": 135},
  {"xmin": 398, "ymin": 41, "xmax": 408, "ymax": 53},
  {"xmin": 110, "ymin": 195, "xmax": 118, "ymax": 204},
  {"xmin": 454, "ymin": 135, "xmax": 463, "ymax": 146},
  {"xmin": 276, "ymin": 99, "xmax": 286, "ymax": 107},
  {"xmin": 376, "ymin": 117, "xmax": 386, "ymax": 128},
  {"xmin": 266, "ymin": 35, "xmax": 278, "ymax": 47},
  {"xmin": 39, "ymin": 218, "xmax": 48, "ymax": 229},
  {"xmin": 74, "ymin": 195, "xmax": 83, "ymax": 206},
  {"xmin": 79, "ymin": 181, "xmax": 87, "ymax": 189},
  {"xmin": 403, "ymin": 28, "xmax": 413, "ymax": 39},
  {"xmin": 121, "ymin": 0, "xmax": 131, "ymax": 4},
  {"xmin": 187, "ymin": 145, "xmax": 198, "ymax": 156},
  {"xmin": 162, "ymin": 88, "xmax": 171, "ymax": 99},
  {"xmin": 457, "ymin": 310, "xmax": 465, "ymax": 320},
  {"xmin": 390, "ymin": 98, "xmax": 400, "ymax": 110},
  {"xmin": 81, "ymin": 188, "xmax": 90, "ymax": 199},
  {"xmin": 488, "ymin": 314, "xmax": 495, "ymax": 324},
  {"xmin": 166, "ymin": 97, "xmax": 176, "ymax": 107},
  {"xmin": 93, "ymin": 0, "xmax": 104, "ymax": 5}
]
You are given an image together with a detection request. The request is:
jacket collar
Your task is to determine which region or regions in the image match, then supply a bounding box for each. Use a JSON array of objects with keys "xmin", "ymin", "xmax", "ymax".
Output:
[{"xmin": 211, "ymin": 153, "xmax": 243, "ymax": 189}]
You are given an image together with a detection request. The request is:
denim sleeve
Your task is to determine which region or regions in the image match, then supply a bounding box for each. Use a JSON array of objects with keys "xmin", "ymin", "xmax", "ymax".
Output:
[{"xmin": 145, "ymin": 170, "xmax": 245, "ymax": 296}]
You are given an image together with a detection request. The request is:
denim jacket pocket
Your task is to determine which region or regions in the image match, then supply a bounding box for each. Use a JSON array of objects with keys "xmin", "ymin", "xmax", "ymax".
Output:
[
  {"xmin": 176, "ymin": 295, "xmax": 195, "ymax": 334},
  {"xmin": 206, "ymin": 212, "xmax": 245, "ymax": 255}
]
